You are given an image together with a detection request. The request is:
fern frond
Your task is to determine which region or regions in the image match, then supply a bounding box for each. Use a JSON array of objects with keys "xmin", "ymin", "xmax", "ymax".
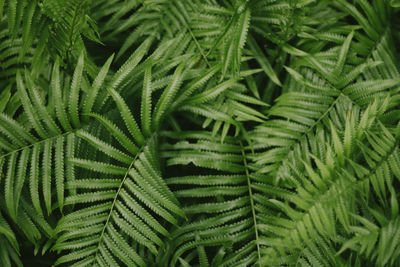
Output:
[
  {"xmin": 258, "ymin": 98, "xmax": 400, "ymax": 265},
  {"xmin": 251, "ymin": 13, "xmax": 399, "ymax": 183},
  {"xmin": 53, "ymin": 46, "xmax": 201, "ymax": 265},
  {"xmin": 41, "ymin": 0, "xmax": 97, "ymax": 59},
  {"xmin": 156, "ymin": 130, "xmax": 269, "ymax": 266},
  {"xmin": 0, "ymin": 48, "xmax": 113, "ymax": 251},
  {"xmin": 1, "ymin": 0, "xmax": 400, "ymax": 265}
]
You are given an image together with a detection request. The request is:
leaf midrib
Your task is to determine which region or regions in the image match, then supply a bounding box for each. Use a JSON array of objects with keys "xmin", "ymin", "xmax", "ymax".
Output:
[
  {"xmin": 0, "ymin": 129, "xmax": 77, "ymax": 161},
  {"xmin": 274, "ymin": 26, "xmax": 395, "ymax": 179},
  {"xmin": 91, "ymin": 136, "xmax": 149, "ymax": 263},
  {"xmin": 240, "ymin": 140, "xmax": 261, "ymax": 264}
]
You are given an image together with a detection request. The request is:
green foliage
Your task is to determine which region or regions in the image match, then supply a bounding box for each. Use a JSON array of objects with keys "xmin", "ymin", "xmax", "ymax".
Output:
[{"xmin": 0, "ymin": 0, "xmax": 400, "ymax": 266}]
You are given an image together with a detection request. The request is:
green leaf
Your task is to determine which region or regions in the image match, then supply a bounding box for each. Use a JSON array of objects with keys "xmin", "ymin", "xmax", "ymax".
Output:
[{"xmin": 69, "ymin": 51, "xmax": 85, "ymax": 128}]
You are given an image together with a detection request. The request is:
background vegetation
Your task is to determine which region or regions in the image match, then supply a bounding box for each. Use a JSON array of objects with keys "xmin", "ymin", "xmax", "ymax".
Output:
[{"xmin": 0, "ymin": 0, "xmax": 400, "ymax": 266}]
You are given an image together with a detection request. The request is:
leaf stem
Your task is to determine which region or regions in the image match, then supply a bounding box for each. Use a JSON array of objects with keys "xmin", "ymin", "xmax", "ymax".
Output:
[{"xmin": 240, "ymin": 140, "xmax": 261, "ymax": 265}]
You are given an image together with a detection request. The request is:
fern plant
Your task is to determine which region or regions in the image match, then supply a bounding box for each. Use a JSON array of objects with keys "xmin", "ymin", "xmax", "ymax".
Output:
[{"xmin": 0, "ymin": 0, "xmax": 400, "ymax": 266}]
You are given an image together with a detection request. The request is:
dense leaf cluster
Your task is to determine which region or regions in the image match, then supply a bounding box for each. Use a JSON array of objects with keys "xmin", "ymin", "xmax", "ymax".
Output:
[{"xmin": 0, "ymin": 0, "xmax": 400, "ymax": 266}]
